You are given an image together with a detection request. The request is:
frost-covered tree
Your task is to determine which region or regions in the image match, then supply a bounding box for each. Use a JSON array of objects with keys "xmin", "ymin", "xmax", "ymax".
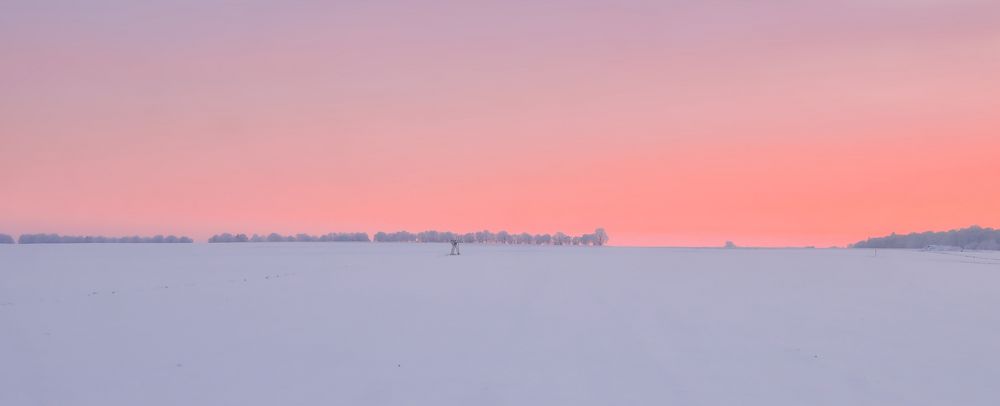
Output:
[
  {"xmin": 417, "ymin": 230, "xmax": 441, "ymax": 243},
  {"xmin": 374, "ymin": 231, "xmax": 417, "ymax": 242},
  {"xmin": 552, "ymin": 232, "xmax": 570, "ymax": 245},
  {"xmin": 475, "ymin": 230, "xmax": 495, "ymax": 244},
  {"xmin": 0, "ymin": 234, "xmax": 14, "ymax": 244},
  {"xmin": 594, "ymin": 228, "xmax": 609, "ymax": 246}
]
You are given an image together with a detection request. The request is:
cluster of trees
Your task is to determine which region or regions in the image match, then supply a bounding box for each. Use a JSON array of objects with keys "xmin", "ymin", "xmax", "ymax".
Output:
[
  {"xmin": 374, "ymin": 228, "xmax": 609, "ymax": 246},
  {"xmin": 208, "ymin": 232, "xmax": 371, "ymax": 243},
  {"xmin": 4, "ymin": 228, "xmax": 610, "ymax": 245},
  {"xmin": 16, "ymin": 234, "xmax": 194, "ymax": 244},
  {"xmin": 852, "ymin": 226, "xmax": 1000, "ymax": 250}
]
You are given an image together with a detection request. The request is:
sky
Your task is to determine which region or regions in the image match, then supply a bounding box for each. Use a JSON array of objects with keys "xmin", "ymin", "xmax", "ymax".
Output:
[{"xmin": 2, "ymin": 0, "xmax": 999, "ymax": 247}]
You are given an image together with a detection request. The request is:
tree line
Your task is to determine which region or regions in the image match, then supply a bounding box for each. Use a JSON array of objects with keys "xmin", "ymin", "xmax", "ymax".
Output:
[
  {"xmin": 207, "ymin": 228, "xmax": 609, "ymax": 246},
  {"xmin": 208, "ymin": 232, "xmax": 371, "ymax": 243},
  {"xmin": 851, "ymin": 225, "xmax": 1000, "ymax": 250},
  {"xmin": 374, "ymin": 228, "xmax": 609, "ymax": 246},
  {"xmin": 2, "ymin": 228, "xmax": 610, "ymax": 246},
  {"xmin": 14, "ymin": 234, "xmax": 194, "ymax": 244}
]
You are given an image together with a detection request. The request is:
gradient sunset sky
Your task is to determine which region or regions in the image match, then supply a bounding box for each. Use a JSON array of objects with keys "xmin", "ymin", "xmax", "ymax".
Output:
[{"xmin": 2, "ymin": 0, "xmax": 999, "ymax": 246}]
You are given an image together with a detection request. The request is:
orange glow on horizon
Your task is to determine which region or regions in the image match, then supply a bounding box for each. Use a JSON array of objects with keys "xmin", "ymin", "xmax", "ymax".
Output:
[{"xmin": 2, "ymin": 1, "xmax": 999, "ymax": 246}]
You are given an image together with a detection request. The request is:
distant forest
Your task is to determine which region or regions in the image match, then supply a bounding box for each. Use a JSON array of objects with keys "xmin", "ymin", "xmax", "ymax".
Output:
[
  {"xmin": 16, "ymin": 234, "xmax": 194, "ymax": 244},
  {"xmin": 374, "ymin": 228, "xmax": 609, "ymax": 246},
  {"xmin": 209, "ymin": 232, "xmax": 371, "ymax": 243},
  {"xmin": 2, "ymin": 229, "xmax": 610, "ymax": 245},
  {"xmin": 851, "ymin": 226, "xmax": 1000, "ymax": 250},
  {"xmin": 207, "ymin": 228, "xmax": 609, "ymax": 246}
]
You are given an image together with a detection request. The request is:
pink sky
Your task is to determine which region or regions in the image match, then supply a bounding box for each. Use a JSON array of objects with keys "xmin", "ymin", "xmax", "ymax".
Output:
[{"xmin": 2, "ymin": 1, "xmax": 999, "ymax": 246}]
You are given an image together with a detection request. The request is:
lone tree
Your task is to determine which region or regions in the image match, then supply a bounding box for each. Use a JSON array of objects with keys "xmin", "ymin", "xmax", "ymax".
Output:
[
  {"xmin": 594, "ymin": 228, "xmax": 609, "ymax": 246},
  {"xmin": 449, "ymin": 239, "xmax": 460, "ymax": 255}
]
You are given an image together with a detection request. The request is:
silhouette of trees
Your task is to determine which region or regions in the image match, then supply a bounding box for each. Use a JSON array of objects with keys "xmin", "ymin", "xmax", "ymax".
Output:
[
  {"xmin": 851, "ymin": 226, "xmax": 1000, "ymax": 250},
  {"xmin": 17, "ymin": 234, "xmax": 193, "ymax": 244},
  {"xmin": 208, "ymin": 233, "xmax": 248, "ymax": 243},
  {"xmin": 8, "ymin": 228, "xmax": 608, "ymax": 245},
  {"xmin": 374, "ymin": 231, "xmax": 417, "ymax": 242},
  {"xmin": 210, "ymin": 232, "xmax": 370, "ymax": 243},
  {"xmin": 373, "ymin": 228, "xmax": 609, "ymax": 246}
]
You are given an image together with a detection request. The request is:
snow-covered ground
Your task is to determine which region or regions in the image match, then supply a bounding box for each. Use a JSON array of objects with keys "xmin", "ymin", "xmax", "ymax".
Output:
[{"xmin": 2, "ymin": 244, "xmax": 999, "ymax": 405}]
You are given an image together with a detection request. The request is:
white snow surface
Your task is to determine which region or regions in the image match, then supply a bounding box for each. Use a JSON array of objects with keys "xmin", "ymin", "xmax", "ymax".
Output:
[{"xmin": 2, "ymin": 244, "xmax": 1000, "ymax": 405}]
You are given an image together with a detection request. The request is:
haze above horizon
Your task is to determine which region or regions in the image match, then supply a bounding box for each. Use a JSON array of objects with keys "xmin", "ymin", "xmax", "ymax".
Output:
[{"xmin": 2, "ymin": 0, "xmax": 999, "ymax": 247}]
